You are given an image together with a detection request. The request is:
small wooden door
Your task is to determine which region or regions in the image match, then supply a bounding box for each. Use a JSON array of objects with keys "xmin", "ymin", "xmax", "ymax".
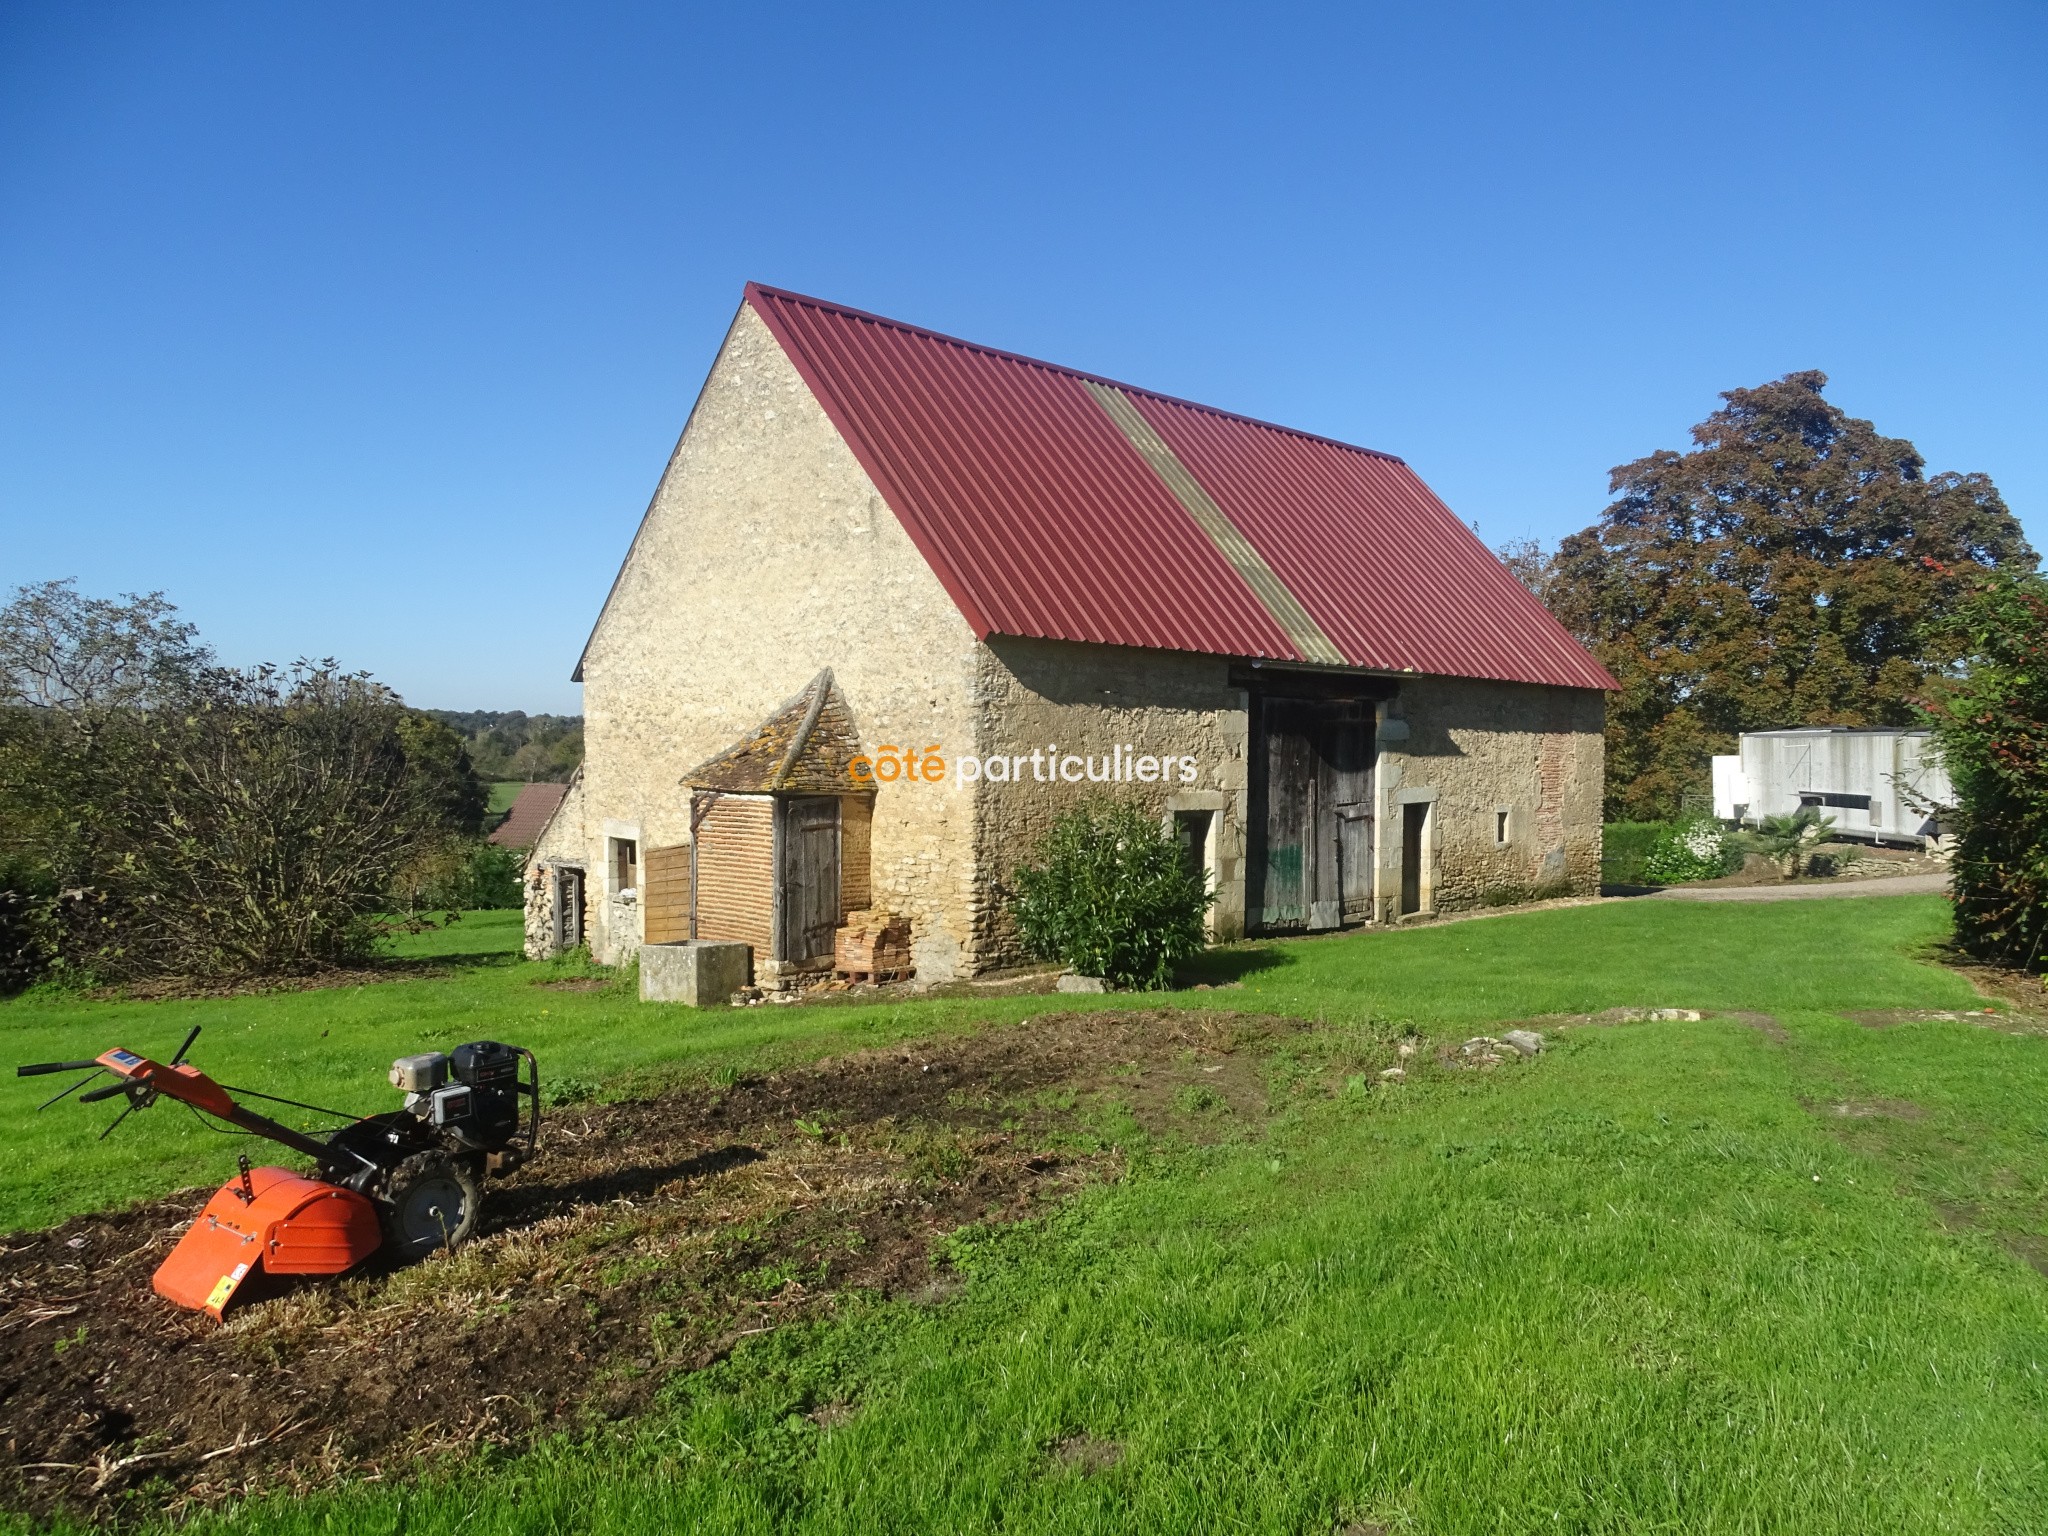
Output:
[
  {"xmin": 1329, "ymin": 708, "xmax": 1374, "ymax": 925},
  {"xmin": 642, "ymin": 845, "xmax": 693, "ymax": 944},
  {"xmin": 551, "ymin": 867, "xmax": 584, "ymax": 951},
  {"xmin": 1256, "ymin": 699, "xmax": 1320, "ymax": 929},
  {"xmin": 777, "ymin": 797, "xmax": 842, "ymax": 963}
]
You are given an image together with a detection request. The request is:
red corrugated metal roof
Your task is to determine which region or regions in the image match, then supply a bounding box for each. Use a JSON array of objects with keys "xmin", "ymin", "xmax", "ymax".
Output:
[{"xmin": 745, "ymin": 283, "xmax": 1617, "ymax": 692}]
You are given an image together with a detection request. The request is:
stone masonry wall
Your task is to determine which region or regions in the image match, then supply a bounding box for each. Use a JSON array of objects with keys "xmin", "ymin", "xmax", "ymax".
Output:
[
  {"xmin": 1375, "ymin": 675, "xmax": 1605, "ymax": 919},
  {"xmin": 962, "ymin": 647, "xmax": 1603, "ymax": 963},
  {"xmin": 523, "ymin": 772, "xmax": 587, "ymax": 955},
  {"xmin": 969, "ymin": 636, "xmax": 1251, "ymax": 971},
  {"xmin": 565, "ymin": 302, "xmax": 982, "ymax": 976}
]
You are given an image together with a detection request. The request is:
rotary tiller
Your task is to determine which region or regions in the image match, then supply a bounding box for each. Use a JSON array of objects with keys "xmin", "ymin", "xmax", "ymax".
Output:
[{"xmin": 17, "ymin": 1027, "xmax": 540, "ymax": 1318}]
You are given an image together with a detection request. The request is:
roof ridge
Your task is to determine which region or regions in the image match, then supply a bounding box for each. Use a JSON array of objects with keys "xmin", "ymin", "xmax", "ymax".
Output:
[
  {"xmin": 744, "ymin": 282, "xmax": 1409, "ymax": 467},
  {"xmin": 770, "ymin": 669, "xmax": 835, "ymax": 790}
]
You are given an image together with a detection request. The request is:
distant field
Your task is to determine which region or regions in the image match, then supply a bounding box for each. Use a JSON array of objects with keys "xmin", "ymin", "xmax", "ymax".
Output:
[{"xmin": 486, "ymin": 779, "xmax": 527, "ymax": 815}]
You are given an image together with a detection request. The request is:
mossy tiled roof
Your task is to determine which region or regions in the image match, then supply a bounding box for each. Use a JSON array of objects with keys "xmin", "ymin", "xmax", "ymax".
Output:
[{"xmin": 682, "ymin": 669, "xmax": 862, "ymax": 794}]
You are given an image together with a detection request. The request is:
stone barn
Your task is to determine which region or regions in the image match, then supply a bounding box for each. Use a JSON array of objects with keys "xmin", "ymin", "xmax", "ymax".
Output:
[{"xmin": 525, "ymin": 283, "xmax": 1617, "ymax": 985}]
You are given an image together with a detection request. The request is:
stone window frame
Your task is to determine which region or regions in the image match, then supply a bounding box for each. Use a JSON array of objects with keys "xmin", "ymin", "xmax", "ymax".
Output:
[
  {"xmin": 1164, "ymin": 789, "xmax": 1233, "ymax": 939},
  {"xmin": 1392, "ymin": 786, "xmax": 1438, "ymax": 917},
  {"xmin": 604, "ymin": 818, "xmax": 643, "ymax": 902}
]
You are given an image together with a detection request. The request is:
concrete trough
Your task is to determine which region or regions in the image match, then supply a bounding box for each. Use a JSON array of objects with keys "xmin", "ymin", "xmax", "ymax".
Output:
[{"xmin": 640, "ymin": 940, "xmax": 752, "ymax": 1006}]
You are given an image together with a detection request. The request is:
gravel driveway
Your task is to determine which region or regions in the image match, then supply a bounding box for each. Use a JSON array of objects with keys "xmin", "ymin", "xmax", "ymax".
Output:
[{"xmin": 1648, "ymin": 872, "xmax": 1949, "ymax": 902}]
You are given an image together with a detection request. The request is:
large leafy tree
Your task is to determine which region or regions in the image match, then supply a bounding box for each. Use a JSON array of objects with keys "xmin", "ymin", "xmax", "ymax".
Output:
[
  {"xmin": 0, "ymin": 578, "xmax": 212, "ymax": 709},
  {"xmin": 1537, "ymin": 372, "xmax": 2033, "ymax": 820}
]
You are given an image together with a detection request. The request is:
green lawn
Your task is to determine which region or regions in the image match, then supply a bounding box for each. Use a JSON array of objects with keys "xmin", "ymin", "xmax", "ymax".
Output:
[
  {"xmin": 9, "ymin": 894, "xmax": 2048, "ymax": 1534},
  {"xmin": 486, "ymin": 779, "xmax": 528, "ymax": 816},
  {"xmin": 1, "ymin": 898, "xmax": 1974, "ymax": 1233}
]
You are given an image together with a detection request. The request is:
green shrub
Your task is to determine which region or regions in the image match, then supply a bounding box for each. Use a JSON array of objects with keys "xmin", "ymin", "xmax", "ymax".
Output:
[
  {"xmin": 1923, "ymin": 567, "xmax": 2048, "ymax": 968},
  {"xmin": 396, "ymin": 838, "xmax": 525, "ymax": 912},
  {"xmin": 1600, "ymin": 822, "xmax": 1670, "ymax": 885},
  {"xmin": 1, "ymin": 580, "xmax": 491, "ymax": 979},
  {"xmin": 449, "ymin": 841, "xmax": 524, "ymax": 909},
  {"xmin": 1736, "ymin": 807, "xmax": 1836, "ymax": 880},
  {"xmin": 1641, "ymin": 818, "xmax": 1736, "ymax": 884},
  {"xmin": 0, "ymin": 866, "xmax": 54, "ymax": 995},
  {"xmin": 1011, "ymin": 800, "xmax": 1213, "ymax": 990}
]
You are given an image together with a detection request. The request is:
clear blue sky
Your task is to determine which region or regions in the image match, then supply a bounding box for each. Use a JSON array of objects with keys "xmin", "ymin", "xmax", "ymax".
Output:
[{"xmin": 3, "ymin": 2, "xmax": 2042, "ymax": 714}]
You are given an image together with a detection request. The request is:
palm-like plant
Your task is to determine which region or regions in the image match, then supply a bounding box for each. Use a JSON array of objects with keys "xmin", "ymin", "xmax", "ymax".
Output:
[{"xmin": 1746, "ymin": 806, "xmax": 1836, "ymax": 879}]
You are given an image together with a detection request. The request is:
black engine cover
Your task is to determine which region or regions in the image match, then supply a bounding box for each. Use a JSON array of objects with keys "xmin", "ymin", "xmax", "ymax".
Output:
[{"xmin": 446, "ymin": 1040, "xmax": 522, "ymax": 1148}]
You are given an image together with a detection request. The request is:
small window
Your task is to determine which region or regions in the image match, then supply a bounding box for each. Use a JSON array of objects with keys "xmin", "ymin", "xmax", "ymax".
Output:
[
  {"xmin": 1804, "ymin": 792, "xmax": 1870, "ymax": 811},
  {"xmin": 1494, "ymin": 809, "xmax": 1510, "ymax": 846},
  {"xmin": 611, "ymin": 837, "xmax": 639, "ymax": 894},
  {"xmin": 1174, "ymin": 809, "xmax": 1214, "ymax": 889}
]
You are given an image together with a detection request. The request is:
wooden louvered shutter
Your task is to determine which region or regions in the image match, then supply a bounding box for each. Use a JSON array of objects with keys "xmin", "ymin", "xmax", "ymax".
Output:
[{"xmin": 642, "ymin": 845, "xmax": 694, "ymax": 944}]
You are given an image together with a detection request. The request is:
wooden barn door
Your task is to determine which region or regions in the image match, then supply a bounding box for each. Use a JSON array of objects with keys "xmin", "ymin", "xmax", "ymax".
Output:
[
  {"xmin": 551, "ymin": 867, "xmax": 585, "ymax": 951},
  {"xmin": 1253, "ymin": 697, "xmax": 1318, "ymax": 931},
  {"xmin": 1250, "ymin": 695, "xmax": 1377, "ymax": 933},
  {"xmin": 1329, "ymin": 705, "xmax": 1375, "ymax": 924},
  {"xmin": 776, "ymin": 797, "xmax": 842, "ymax": 963}
]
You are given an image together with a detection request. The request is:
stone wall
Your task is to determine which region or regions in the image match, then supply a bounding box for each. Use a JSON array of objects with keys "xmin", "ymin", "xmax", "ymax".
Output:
[
  {"xmin": 523, "ymin": 771, "xmax": 587, "ymax": 955},
  {"xmin": 962, "ymin": 647, "xmax": 1605, "ymax": 960},
  {"xmin": 1375, "ymin": 676, "xmax": 1605, "ymax": 918},
  {"xmin": 562, "ymin": 301, "xmax": 982, "ymax": 974},
  {"xmin": 968, "ymin": 636, "xmax": 1251, "ymax": 970}
]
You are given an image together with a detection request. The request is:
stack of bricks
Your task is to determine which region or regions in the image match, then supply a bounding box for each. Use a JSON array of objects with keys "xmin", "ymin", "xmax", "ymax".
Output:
[{"xmin": 835, "ymin": 910, "xmax": 912, "ymax": 981}]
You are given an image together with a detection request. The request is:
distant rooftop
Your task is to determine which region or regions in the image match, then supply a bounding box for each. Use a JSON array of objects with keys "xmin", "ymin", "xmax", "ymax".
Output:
[{"xmin": 488, "ymin": 781, "xmax": 570, "ymax": 848}]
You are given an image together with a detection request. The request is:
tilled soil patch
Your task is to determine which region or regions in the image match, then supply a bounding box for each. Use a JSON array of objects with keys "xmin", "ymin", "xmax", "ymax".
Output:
[
  {"xmin": 1808, "ymin": 1097, "xmax": 1928, "ymax": 1121},
  {"xmin": 0, "ymin": 1010, "xmax": 1289, "ymax": 1526},
  {"xmin": 1845, "ymin": 1008, "xmax": 2018, "ymax": 1030}
]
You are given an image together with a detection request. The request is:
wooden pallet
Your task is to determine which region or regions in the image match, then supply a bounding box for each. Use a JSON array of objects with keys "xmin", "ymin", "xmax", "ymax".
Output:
[{"xmin": 836, "ymin": 966, "xmax": 913, "ymax": 984}]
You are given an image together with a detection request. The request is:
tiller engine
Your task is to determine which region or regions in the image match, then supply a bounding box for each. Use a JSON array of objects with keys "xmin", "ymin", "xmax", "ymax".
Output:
[{"xmin": 17, "ymin": 1028, "xmax": 539, "ymax": 1318}]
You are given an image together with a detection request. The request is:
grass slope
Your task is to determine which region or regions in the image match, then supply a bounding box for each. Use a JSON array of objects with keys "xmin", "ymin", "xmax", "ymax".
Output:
[
  {"xmin": 9, "ymin": 894, "xmax": 2047, "ymax": 1534},
  {"xmin": 0, "ymin": 899, "xmax": 1971, "ymax": 1233}
]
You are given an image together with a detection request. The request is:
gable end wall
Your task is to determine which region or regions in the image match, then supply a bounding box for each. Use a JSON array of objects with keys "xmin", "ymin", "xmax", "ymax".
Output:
[{"xmin": 563, "ymin": 303, "xmax": 982, "ymax": 978}]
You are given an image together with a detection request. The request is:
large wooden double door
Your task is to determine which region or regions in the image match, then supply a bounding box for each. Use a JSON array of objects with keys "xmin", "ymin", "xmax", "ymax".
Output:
[{"xmin": 1249, "ymin": 696, "xmax": 1377, "ymax": 932}]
